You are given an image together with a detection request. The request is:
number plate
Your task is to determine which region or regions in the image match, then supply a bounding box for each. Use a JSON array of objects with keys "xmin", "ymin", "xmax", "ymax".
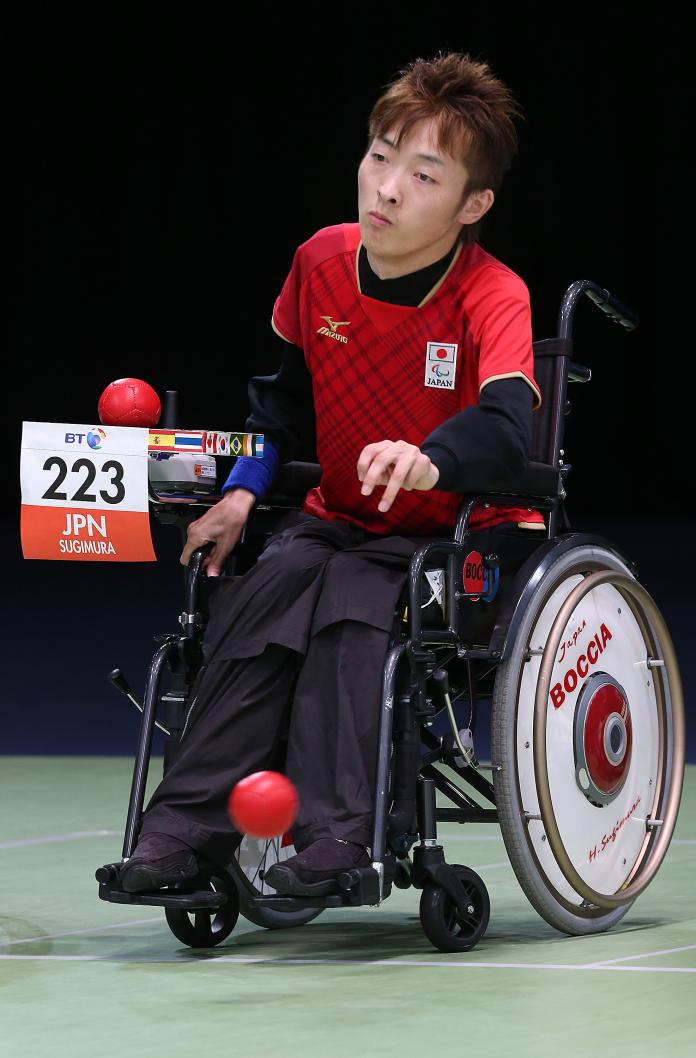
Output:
[{"xmin": 20, "ymin": 422, "xmax": 156, "ymax": 562}]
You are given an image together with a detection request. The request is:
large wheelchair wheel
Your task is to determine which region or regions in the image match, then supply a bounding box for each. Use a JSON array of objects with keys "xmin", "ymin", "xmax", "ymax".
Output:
[
  {"xmin": 491, "ymin": 543, "xmax": 684, "ymax": 935},
  {"xmin": 231, "ymin": 834, "xmax": 323, "ymax": 929}
]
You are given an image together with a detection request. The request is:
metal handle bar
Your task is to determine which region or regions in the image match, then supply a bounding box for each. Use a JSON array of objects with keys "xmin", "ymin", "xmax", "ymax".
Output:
[
  {"xmin": 183, "ymin": 543, "xmax": 213, "ymax": 637},
  {"xmin": 558, "ymin": 280, "xmax": 639, "ymax": 340}
]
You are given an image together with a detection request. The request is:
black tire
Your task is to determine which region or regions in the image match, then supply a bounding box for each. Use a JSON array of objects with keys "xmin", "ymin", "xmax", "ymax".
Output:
[
  {"xmin": 492, "ymin": 544, "xmax": 640, "ymax": 936},
  {"xmin": 165, "ymin": 871, "xmax": 240, "ymax": 948},
  {"xmin": 231, "ymin": 835, "xmax": 323, "ymax": 930},
  {"xmin": 419, "ymin": 865, "xmax": 490, "ymax": 953}
]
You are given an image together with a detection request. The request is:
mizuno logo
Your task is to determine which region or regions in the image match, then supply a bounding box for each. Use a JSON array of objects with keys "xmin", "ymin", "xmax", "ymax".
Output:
[{"xmin": 317, "ymin": 316, "xmax": 350, "ymax": 343}]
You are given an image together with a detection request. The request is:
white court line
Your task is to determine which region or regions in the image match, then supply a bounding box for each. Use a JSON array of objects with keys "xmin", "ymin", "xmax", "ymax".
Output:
[
  {"xmin": 0, "ymin": 954, "xmax": 104, "ymax": 961},
  {"xmin": 442, "ymin": 835, "xmax": 696, "ymax": 846},
  {"xmin": 0, "ymin": 830, "xmax": 120, "ymax": 850},
  {"xmin": 0, "ymin": 917, "xmax": 161, "ymax": 947},
  {"xmin": 588, "ymin": 943, "xmax": 696, "ymax": 967},
  {"xmin": 0, "ymin": 953, "xmax": 694, "ymax": 973},
  {"xmin": 167, "ymin": 957, "xmax": 696, "ymax": 974},
  {"xmin": 1, "ymin": 920, "xmax": 694, "ymax": 974},
  {"xmin": 2, "ymin": 831, "xmax": 694, "ymax": 850}
]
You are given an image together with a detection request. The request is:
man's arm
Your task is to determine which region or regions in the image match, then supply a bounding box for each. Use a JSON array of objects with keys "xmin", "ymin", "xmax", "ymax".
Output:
[
  {"xmin": 222, "ymin": 337, "xmax": 315, "ymax": 503},
  {"xmin": 420, "ymin": 377, "xmax": 533, "ymax": 492},
  {"xmin": 358, "ymin": 378, "xmax": 533, "ymax": 512},
  {"xmin": 180, "ymin": 336, "xmax": 314, "ymax": 573},
  {"xmin": 418, "ymin": 270, "xmax": 538, "ymax": 494}
]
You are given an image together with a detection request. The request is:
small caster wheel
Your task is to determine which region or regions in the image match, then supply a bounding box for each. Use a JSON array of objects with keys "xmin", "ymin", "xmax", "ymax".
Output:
[
  {"xmin": 419, "ymin": 865, "xmax": 490, "ymax": 953},
  {"xmin": 165, "ymin": 871, "xmax": 240, "ymax": 948}
]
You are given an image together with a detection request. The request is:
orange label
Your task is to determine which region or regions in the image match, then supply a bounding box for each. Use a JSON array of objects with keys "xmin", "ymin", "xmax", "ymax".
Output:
[{"xmin": 21, "ymin": 505, "xmax": 156, "ymax": 562}]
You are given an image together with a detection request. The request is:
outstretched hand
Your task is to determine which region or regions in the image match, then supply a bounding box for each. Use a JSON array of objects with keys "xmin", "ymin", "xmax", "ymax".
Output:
[{"xmin": 357, "ymin": 440, "xmax": 440, "ymax": 514}]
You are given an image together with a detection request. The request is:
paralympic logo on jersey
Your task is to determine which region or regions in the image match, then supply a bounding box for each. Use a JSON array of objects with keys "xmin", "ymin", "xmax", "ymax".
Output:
[{"xmin": 424, "ymin": 342, "xmax": 458, "ymax": 390}]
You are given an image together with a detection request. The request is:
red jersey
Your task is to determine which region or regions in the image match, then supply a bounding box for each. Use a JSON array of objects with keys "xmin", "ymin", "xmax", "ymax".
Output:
[{"xmin": 272, "ymin": 223, "xmax": 543, "ymax": 535}]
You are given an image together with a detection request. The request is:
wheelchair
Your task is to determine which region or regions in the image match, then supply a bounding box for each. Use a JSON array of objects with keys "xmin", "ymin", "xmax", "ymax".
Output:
[{"xmin": 96, "ymin": 278, "xmax": 685, "ymax": 954}]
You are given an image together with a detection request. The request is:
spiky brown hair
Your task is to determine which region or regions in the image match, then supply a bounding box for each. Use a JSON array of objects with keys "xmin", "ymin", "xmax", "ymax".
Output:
[{"xmin": 367, "ymin": 52, "xmax": 524, "ymax": 244}]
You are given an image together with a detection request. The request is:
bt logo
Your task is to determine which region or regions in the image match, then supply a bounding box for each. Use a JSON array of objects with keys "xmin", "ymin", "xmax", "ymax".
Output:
[{"xmin": 64, "ymin": 428, "xmax": 106, "ymax": 449}]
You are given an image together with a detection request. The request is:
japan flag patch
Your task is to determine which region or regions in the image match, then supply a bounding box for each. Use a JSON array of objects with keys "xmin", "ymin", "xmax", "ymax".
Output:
[{"xmin": 424, "ymin": 342, "xmax": 458, "ymax": 390}]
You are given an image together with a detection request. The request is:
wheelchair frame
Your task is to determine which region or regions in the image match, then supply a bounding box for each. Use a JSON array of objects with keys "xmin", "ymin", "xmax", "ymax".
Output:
[{"xmin": 96, "ymin": 279, "xmax": 685, "ymax": 953}]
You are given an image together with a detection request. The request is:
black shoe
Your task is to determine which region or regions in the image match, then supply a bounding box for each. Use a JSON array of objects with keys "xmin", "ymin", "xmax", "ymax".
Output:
[
  {"xmin": 264, "ymin": 837, "xmax": 371, "ymax": 896},
  {"xmin": 119, "ymin": 832, "xmax": 200, "ymax": 894}
]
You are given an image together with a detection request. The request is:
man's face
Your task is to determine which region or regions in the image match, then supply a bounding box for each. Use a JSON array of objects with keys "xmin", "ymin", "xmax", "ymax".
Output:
[{"xmin": 357, "ymin": 116, "xmax": 481, "ymax": 275}]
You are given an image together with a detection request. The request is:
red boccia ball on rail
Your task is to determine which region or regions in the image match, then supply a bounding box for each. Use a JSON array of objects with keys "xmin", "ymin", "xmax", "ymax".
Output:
[
  {"xmin": 227, "ymin": 771, "xmax": 299, "ymax": 839},
  {"xmin": 98, "ymin": 378, "xmax": 161, "ymax": 427}
]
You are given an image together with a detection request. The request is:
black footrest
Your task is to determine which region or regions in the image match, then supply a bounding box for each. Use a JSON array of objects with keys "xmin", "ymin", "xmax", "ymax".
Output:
[
  {"xmin": 336, "ymin": 866, "xmax": 383, "ymax": 904},
  {"xmin": 247, "ymin": 894, "xmax": 355, "ymax": 910},
  {"xmin": 98, "ymin": 882, "xmax": 227, "ymax": 910},
  {"xmin": 95, "ymin": 862, "xmax": 121, "ymax": 884},
  {"xmin": 245, "ymin": 879, "xmax": 393, "ymax": 912}
]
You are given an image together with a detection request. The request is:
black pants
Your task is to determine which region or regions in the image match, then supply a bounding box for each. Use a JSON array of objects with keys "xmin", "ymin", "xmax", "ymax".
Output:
[
  {"xmin": 139, "ymin": 510, "xmax": 538, "ymax": 865},
  {"xmin": 140, "ymin": 511, "xmax": 439, "ymax": 864}
]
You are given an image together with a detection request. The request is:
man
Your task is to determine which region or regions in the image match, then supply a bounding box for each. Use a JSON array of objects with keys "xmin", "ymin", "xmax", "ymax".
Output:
[{"xmin": 120, "ymin": 51, "xmax": 542, "ymax": 898}]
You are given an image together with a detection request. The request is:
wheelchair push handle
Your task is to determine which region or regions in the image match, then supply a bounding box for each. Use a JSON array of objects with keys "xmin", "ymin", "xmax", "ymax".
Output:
[
  {"xmin": 187, "ymin": 542, "xmax": 213, "ymax": 579},
  {"xmin": 181, "ymin": 542, "xmax": 214, "ymax": 637},
  {"xmin": 558, "ymin": 279, "xmax": 639, "ymax": 339}
]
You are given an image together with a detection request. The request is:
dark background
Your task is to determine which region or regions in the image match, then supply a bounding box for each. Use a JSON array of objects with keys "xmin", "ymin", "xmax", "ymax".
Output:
[{"xmin": 7, "ymin": 5, "xmax": 692, "ymax": 757}]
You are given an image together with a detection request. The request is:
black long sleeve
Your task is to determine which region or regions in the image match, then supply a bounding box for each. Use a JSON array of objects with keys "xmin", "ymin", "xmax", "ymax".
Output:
[
  {"xmin": 244, "ymin": 336, "xmax": 316, "ymax": 464},
  {"xmin": 420, "ymin": 377, "xmax": 533, "ymax": 491}
]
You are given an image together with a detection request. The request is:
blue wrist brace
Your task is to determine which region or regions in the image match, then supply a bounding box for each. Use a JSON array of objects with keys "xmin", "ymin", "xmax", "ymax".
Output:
[{"xmin": 221, "ymin": 439, "xmax": 280, "ymax": 502}]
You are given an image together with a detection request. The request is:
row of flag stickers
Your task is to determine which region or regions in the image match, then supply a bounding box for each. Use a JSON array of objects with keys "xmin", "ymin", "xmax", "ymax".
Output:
[{"xmin": 149, "ymin": 429, "xmax": 264, "ymax": 457}]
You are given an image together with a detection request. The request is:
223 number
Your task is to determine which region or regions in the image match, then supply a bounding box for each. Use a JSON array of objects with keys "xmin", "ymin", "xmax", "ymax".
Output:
[{"xmin": 42, "ymin": 457, "xmax": 126, "ymax": 505}]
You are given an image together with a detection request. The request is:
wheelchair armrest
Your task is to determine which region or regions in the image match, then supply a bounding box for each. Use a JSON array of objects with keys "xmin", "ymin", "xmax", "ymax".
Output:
[
  {"xmin": 258, "ymin": 459, "xmax": 561, "ymax": 510},
  {"xmin": 153, "ymin": 458, "xmax": 559, "ymax": 534},
  {"xmin": 260, "ymin": 461, "xmax": 323, "ymax": 506},
  {"xmin": 482, "ymin": 461, "xmax": 562, "ymax": 499}
]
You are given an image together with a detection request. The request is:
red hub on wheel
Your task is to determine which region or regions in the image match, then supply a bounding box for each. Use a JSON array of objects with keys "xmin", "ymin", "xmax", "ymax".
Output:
[{"xmin": 574, "ymin": 673, "xmax": 632, "ymax": 806}]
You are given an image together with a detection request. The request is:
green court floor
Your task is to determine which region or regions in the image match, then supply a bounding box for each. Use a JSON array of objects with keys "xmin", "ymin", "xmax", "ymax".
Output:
[{"xmin": 1, "ymin": 758, "xmax": 695, "ymax": 1058}]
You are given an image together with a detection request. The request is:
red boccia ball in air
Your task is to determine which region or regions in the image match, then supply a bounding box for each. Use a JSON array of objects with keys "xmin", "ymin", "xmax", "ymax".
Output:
[
  {"xmin": 98, "ymin": 378, "xmax": 161, "ymax": 427},
  {"xmin": 227, "ymin": 771, "xmax": 299, "ymax": 839}
]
